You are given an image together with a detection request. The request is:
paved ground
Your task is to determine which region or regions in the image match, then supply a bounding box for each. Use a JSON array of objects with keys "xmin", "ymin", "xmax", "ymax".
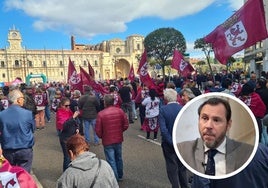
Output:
[{"xmin": 32, "ymin": 113, "xmax": 172, "ymax": 188}]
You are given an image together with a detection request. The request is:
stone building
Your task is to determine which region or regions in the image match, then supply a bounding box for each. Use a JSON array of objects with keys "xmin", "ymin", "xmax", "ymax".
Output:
[{"xmin": 0, "ymin": 27, "xmax": 144, "ymax": 84}]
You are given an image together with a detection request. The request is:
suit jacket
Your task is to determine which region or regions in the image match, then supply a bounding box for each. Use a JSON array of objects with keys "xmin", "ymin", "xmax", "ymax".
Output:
[
  {"xmin": 159, "ymin": 102, "xmax": 183, "ymax": 145},
  {"xmin": 177, "ymin": 137, "xmax": 254, "ymax": 174}
]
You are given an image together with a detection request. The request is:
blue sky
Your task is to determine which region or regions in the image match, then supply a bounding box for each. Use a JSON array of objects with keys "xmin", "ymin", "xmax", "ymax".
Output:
[{"xmin": 0, "ymin": 0, "xmax": 244, "ymax": 58}]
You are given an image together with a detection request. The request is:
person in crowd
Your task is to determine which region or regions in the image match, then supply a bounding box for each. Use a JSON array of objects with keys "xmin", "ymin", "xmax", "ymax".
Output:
[
  {"xmin": 0, "ymin": 90, "xmax": 6, "ymax": 111},
  {"xmin": 23, "ymin": 85, "xmax": 37, "ymax": 118},
  {"xmin": 51, "ymin": 89, "xmax": 62, "ymax": 112},
  {"xmin": 119, "ymin": 80, "xmax": 134, "ymax": 124},
  {"xmin": 179, "ymin": 88, "xmax": 197, "ymax": 105},
  {"xmin": 109, "ymin": 85, "xmax": 122, "ymax": 108},
  {"xmin": 141, "ymin": 88, "xmax": 160, "ymax": 140},
  {"xmin": 247, "ymin": 72, "xmax": 257, "ymax": 88},
  {"xmin": 33, "ymin": 87, "xmax": 46, "ymax": 129},
  {"xmin": 42, "ymin": 84, "xmax": 51, "ymax": 123},
  {"xmin": 56, "ymin": 97, "xmax": 81, "ymax": 171},
  {"xmin": 255, "ymin": 77, "xmax": 268, "ymax": 115},
  {"xmin": 154, "ymin": 77, "xmax": 165, "ymax": 107},
  {"xmin": 159, "ymin": 88, "xmax": 188, "ymax": 188},
  {"xmin": 135, "ymin": 83, "xmax": 149, "ymax": 130},
  {"xmin": 177, "ymin": 97, "xmax": 254, "ymax": 176},
  {"xmin": 221, "ymin": 78, "xmax": 235, "ymax": 96},
  {"xmin": 130, "ymin": 81, "xmax": 138, "ymax": 120},
  {"xmin": 47, "ymin": 83, "xmax": 56, "ymax": 110},
  {"xmin": 239, "ymin": 82, "xmax": 266, "ymax": 142},
  {"xmin": 69, "ymin": 90, "xmax": 81, "ymax": 113},
  {"xmin": 78, "ymin": 86, "xmax": 101, "ymax": 145},
  {"xmin": 95, "ymin": 94, "xmax": 129, "ymax": 181},
  {"xmin": 56, "ymin": 134, "xmax": 118, "ymax": 188},
  {"xmin": 0, "ymin": 89, "xmax": 35, "ymax": 173}
]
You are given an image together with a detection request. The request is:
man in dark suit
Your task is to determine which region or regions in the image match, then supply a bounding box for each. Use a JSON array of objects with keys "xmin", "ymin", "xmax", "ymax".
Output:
[
  {"xmin": 177, "ymin": 97, "xmax": 253, "ymax": 176},
  {"xmin": 0, "ymin": 89, "xmax": 35, "ymax": 173},
  {"xmin": 159, "ymin": 88, "xmax": 188, "ymax": 188}
]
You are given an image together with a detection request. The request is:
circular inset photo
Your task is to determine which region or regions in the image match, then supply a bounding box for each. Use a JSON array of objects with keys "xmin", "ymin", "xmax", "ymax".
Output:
[{"xmin": 173, "ymin": 92, "xmax": 258, "ymax": 179}]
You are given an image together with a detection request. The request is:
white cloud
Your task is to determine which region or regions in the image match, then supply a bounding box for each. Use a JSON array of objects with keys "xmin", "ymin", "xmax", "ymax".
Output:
[
  {"xmin": 227, "ymin": 0, "xmax": 244, "ymax": 10},
  {"xmin": 4, "ymin": 0, "xmax": 215, "ymax": 38}
]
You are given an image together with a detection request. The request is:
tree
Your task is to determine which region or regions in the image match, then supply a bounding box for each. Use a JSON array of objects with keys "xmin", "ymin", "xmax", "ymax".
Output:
[
  {"xmin": 194, "ymin": 38, "xmax": 214, "ymax": 81},
  {"xmin": 144, "ymin": 27, "xmax": 186, "ymax": 78},
  {"xmin": 226, "ymin": 56, "xmax": 236, "ymax": 73}
]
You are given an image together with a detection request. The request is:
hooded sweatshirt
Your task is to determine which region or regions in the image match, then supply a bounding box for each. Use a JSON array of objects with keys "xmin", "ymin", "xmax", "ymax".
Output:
[{"xmin": 56, "ymin": 152, "xmax": 118, "ymax": 188}]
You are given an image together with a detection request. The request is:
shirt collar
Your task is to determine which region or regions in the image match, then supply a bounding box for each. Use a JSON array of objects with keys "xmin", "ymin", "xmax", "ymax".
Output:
[{"xmin": 204, "ymin": 137, "xmax": 226, "ymax": 154}]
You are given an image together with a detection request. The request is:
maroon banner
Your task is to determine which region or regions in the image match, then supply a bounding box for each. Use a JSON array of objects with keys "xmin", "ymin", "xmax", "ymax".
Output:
[
  {"xmin": 204, "ymin": 0, "xmax": 268, "ymax": 64},
  {"xmin": 87, "ymin": 60, "xmax": 95, "ymax": 79},
  {"xmin": 137, "ymin": 50, "xmax": 155, "ymax": 88},
  {"xmin": 171, "ymin": 49, "xmax": 194, "ymax": 77},
  {"xmin": 0, "ymin": 159, "xmax": 38, "ymax": 188},
  {"xmin": 128, "ymin": 64, "xmax": 135, "ymax": 82},
  {"xmin": 79, "ymin": 66, "xmax": 109, "ymax": 95},
  {"xmin": 67, "ymin": 57, "xmax": 83, "ymax": 91}
]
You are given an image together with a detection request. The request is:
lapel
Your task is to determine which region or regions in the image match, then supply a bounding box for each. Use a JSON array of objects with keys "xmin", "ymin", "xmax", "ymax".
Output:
[
  {"xmin": 225, "ymin": 137, "xmax": 238, "ymax": 173},
  {"xmin": 195, "ymin": 138, "xmax": 206, "ymax": 173}
]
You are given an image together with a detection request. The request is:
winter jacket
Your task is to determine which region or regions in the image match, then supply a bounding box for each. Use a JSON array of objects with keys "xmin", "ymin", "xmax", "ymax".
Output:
[
  {"xmin": 56, "ymin": 152, "xmax": 118, "ymax": 188},
  {"xmin": 95, "ymin": 106, "xmax": 129, "ymax": 146},
  {"xmin": 56, "ymin": 108, "xmax": 73, "ymax": 131},
  {"xmin": 78, "ymin": 94, "xmax": 100, "ymax": 120}
]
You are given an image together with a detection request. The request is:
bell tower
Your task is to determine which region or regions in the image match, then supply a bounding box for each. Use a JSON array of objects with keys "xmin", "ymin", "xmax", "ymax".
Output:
[{"xmin": 7, "ymin": 25, "xmax": 23, "ymax": 50}]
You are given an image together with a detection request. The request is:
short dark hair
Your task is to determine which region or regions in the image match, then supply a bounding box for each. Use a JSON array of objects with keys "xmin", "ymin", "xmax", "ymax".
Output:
[{"xmin": 198, "ymin": 97, "xmax": 232, "ymax": 121}]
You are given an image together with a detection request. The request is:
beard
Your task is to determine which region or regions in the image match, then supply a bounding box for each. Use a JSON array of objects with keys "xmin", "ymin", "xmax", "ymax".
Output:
[{"xmin": 203, "ymin": 131, "xmax": 226, "ymax": 149}]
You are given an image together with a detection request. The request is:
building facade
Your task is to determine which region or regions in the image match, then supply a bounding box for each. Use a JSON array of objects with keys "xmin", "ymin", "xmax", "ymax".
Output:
[
  {"xmin": 243, "ymin": 0, "xmax": 268, "ymax": 77},
  {"xmin": 0, "ymin": 27, "xmax": 144, "ymax": 84}
]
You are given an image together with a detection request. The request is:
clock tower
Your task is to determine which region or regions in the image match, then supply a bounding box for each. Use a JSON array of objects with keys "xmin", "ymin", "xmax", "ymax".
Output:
[{"xmin": 7, "ymin": 27, "xmax": 23, "ymax": 50}]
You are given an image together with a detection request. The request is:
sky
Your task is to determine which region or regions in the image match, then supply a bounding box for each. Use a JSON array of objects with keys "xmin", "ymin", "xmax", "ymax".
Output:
[{"xmin": 0, "ymin": 0, "xmax": 244, "ymax": 58}]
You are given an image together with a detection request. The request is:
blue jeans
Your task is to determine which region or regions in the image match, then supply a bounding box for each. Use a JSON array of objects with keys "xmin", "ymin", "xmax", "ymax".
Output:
[
  {"xmin": 45, "ymin": 105, "xmax": 51, "ymax": 121},
  {"xmin": 60, "ymin": 139, "xmax": 70, "ymax": 172},
  {"xmin": 104, "ymin": 143, "xmax": 123, "ymax": 180},
  {"xmin": 83, "ymin": 119, "xmax": 99, "ymax": 144},
  {"xmin": 3, "ymin": 148, "xmax": 33, "ymax": 173}
]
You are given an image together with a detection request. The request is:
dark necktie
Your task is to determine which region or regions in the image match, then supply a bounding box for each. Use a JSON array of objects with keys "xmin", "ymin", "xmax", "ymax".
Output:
[{"xmin": 205, "ymin": 149, "xmax": 218, "ymax": 175}]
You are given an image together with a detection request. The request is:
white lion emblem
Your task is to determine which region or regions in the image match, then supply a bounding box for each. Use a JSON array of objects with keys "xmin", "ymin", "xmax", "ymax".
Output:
[{"xmin": 225, "ymin": 21, "xmax": 247, "ymax": 47}]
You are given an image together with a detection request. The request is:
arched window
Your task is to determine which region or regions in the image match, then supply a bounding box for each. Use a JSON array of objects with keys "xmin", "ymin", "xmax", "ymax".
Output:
[
  {"xmin": 28, "ymin": 61, "xmax": 33, "ymax": 67},
  {"xmin": 94, "ymin": 60, "xmax": 98, "ymax": 66},
  {"xmin": 43, "ymin": 61, "xmax": 47, "ymax": 67},
  {"xmin": 1, "ymin": 61, "xmax": 5, "ymax": 68},
  {"xmin": 15, "ymin": 60, "xmax": 20, "ymax": 67},
  {"xmin": 137, "ymin": 44, "xmax": 140, "ymax": 50},
  {"xmin": 84, "ymin": 60, "xmax": 87, "ymax": 66}
]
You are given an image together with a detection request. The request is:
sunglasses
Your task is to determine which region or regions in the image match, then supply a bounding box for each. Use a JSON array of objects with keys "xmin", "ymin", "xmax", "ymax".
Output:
[{"xmin": 64, "ymin": 104, "xmax": 70, "ymax": 107}]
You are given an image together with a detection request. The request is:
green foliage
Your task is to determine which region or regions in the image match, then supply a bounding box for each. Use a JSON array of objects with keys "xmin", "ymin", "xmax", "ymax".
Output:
[{"xmin": 144, "ymin": 27, "xmax": 186, "ymax": 77}]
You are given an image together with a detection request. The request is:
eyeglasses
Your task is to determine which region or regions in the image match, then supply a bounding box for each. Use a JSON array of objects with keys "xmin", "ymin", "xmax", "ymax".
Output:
[{"xmin": 64, "ymin": 104, "xmax": 70, "ymax": 107}]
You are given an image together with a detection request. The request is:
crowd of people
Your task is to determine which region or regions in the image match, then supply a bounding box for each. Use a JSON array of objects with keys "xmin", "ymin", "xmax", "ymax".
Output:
[{"xmin": 0, "ymin": 69, "xmax": 267, "ymax": 187}]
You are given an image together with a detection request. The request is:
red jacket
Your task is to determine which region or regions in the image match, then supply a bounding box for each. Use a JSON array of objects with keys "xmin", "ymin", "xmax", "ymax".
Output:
[
  {"xmin": 56, "ymin": 107, "xmax": 73, "ymax": 131},
  {"xmin": 95, "ymin": 106, "xmax": 129, "ymax": 146}
]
